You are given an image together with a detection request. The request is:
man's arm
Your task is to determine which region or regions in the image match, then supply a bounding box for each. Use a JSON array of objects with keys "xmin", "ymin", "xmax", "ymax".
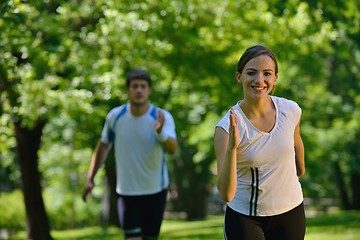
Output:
[
  {"xmin": 161, "ymin": 137, "xmax": 177, "ymax": 154},
  {"xmin": 155, "ymin": 110, "xmax": 177, "ymax": 154},
  {"xmin": 82, "ymin": 140, "xmax": 113, "ymax": 201}
]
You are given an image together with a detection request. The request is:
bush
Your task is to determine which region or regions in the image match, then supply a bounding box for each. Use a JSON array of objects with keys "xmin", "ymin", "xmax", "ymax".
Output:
[
  {"xmin": 44, "ymin": 186, "xmax": 104, "ymax": 229},
  {"xmin": 0, "ymin": 190, "xmax": 26, "ymax": 230},
  {"xmin": 0, "ymin": 188, "xmax": 104, "ymax": 231}
]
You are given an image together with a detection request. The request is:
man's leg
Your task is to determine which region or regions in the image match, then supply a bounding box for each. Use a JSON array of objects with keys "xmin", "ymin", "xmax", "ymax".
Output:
[
  {"xmin": 142, "ymin": 189, "xmax": 168, "ymax": 240},
  {"xmin": 118, "ymin": 195, "xmax": 143, "ymax": 239}
]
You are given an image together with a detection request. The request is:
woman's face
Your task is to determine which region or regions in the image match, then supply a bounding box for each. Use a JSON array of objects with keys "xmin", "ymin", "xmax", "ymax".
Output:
[{"xmin": 236, "ymin": 54, "xmax": 278, "ymax": 100}]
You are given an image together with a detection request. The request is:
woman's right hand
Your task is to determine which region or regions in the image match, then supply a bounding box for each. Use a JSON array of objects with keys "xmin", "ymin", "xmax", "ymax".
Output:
[
  {"xmin": 228, "ymin": 108, "xmax": 239, "ymax": 150},
  {"xmin": 214, "ymin": 108, "xmax": 240, "ymax": 202}
]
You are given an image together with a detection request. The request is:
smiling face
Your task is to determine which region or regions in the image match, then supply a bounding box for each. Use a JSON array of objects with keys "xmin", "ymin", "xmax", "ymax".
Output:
[
  {"xmin": 127, "ymin": 79, "xmax": 152, "ymax": 107},
  {"xmin": 236, "ymin": 54, "xmax": 278, "ymax": 100}
]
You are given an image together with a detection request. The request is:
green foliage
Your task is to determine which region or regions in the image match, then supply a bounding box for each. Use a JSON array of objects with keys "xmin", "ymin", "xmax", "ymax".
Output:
[
  {"xmin": 0, "ymin": 113, "xmax": 18, "ymax": 186},
  {"xmin": 40, "ymin": 145, "xmax": 105, "ymax": 229},
  {"xmin": 44, "ymin": 188, "xmax": 104, "ymax": 229},
  {"xmin": 0, "ymin": 190, "xmax": 25, "ymax": 230}
]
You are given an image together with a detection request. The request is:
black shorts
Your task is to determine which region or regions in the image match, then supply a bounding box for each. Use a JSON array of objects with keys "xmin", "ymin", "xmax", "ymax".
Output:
[
  {"xmin": 224, "ymin": 202, "xmax": 306, "ymax": 240},
  {"xmin": 117, "ymin": 189, "xmax": 167, "ymax": 239}
]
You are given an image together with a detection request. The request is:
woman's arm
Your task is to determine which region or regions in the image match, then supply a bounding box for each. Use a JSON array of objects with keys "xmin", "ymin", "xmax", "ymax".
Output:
[
  {"xmin": 294, "ymin": 121, "xmax": 305, "ymax": 178},
  {"xmin": 214, "ymin": 108, "xmax": 239, "ymax": 202}
]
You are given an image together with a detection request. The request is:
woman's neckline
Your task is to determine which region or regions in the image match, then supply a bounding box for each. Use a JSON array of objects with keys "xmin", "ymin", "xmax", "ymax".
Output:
[{"xmin": 237, "ymin": 96, "xmax": 278, "ymax": 134}]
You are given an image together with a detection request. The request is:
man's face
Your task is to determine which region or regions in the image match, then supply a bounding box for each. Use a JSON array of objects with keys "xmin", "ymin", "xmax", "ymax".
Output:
[{"xmin": 127, "ymin": 79, "xmax": 151, "ymax": 106}]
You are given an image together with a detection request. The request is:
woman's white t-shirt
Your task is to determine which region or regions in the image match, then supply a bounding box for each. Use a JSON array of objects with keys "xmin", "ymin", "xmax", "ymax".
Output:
[{"xmin": 216, "ymin": 96, "xmax": 303, "ymax": 216}]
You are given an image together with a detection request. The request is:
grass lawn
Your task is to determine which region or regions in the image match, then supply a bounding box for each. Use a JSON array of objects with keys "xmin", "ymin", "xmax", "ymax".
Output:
[{"xmin": 8, "ymin": 210, "xmax": 360, "ymax": 239}]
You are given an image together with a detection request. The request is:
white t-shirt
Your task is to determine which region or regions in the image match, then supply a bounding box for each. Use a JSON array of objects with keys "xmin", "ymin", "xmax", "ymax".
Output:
[
  {"xmin": 216, "ymin": 96, "xmax": 303, "ymax": 216},
  {"xmin": 101, "ymin": 103, "xmax": 176, "ymax": 196}
]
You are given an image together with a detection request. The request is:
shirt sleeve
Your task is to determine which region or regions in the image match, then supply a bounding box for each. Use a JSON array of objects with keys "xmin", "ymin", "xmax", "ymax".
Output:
[
  {"xmin": 162, "ymin": 110, "xmax": 177, "ymax": 139},
  {"xmin": 215, "ymin": 109, "xmax": 231, "ymax": 134},
  {"xmin": 290, "ymin": 100, "xmax": 302, "ymax": 125},
  {"xmin": 100, "ymin": 110, "xmax": 116, "ymax": 144}
]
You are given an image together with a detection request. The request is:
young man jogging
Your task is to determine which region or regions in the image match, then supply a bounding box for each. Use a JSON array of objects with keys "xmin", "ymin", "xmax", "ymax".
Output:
[{"xmin": 83, "ymin": 69, "xmax": 177, "ymax": 240}]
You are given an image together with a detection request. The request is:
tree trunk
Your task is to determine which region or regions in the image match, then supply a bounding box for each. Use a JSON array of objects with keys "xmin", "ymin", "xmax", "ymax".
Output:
[
  {"xmin": 14, "ymin": 120, "xmax": 53, "ymax": 240},
  {"xmin": 349, "ymin": 130, "xmax": 360, "ymax": 210},
  {"xmin": 332, "ymin": 161, "xmax": 351, "ymax": 210},
  {"xmin": 350, "ymin": 172, "xmax": 360, "ymax": 209},
  {"xmin": 103, "ymin": 150, "xmax": 119, "ymax": 226},
  {"xmin": 174, "ymin": 164, "xmax": 207, "ymax": 220},
  {"xmin": 173, "ymin": 140, "xmax": 208, "ymax": 220},
  {"xmin": 181, "ymin": 178, "xmax": 207, "ymax": 220}
]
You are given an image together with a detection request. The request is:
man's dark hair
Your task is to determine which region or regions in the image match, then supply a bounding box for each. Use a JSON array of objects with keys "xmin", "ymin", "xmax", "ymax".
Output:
[{"xmin": 126, "ymin": 69, "xmax": 152, "ymax": 87}]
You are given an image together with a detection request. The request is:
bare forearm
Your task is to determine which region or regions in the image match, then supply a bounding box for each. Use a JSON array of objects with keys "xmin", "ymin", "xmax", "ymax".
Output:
[
  {"xmin": 83, "ymin": 141, "xmax": 111, "ymax": 201},
  {"xmin": 161, "ymin": 137, "xmax": 177, "ymax": 154},
  {"xmin": 217, "ymin": 148, "xmax": 238, "ymax": 202},
  {"xmin": 87, "ymin": 141, "xmax": 111, "ymax": 180},
  {"xmin": 215, "ymin": 126, "xmax": 238, "ymax": 202},
  {"xmin": 295, "ymin": 140, "xmax": 305, "ymax": 177},
  {"xmin": 294, "ymin": 121, "xmax": 305, "ymax": 178}
]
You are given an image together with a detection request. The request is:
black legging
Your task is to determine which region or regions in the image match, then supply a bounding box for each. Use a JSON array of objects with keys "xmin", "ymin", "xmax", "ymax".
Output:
[{"xmin": 224, "ymin": 203, "xmax": 306, "ymax": 240}]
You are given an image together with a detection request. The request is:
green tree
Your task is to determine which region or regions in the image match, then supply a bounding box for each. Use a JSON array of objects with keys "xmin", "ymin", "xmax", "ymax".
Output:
[
  {"xmin": 305, "ymin": 0, "xmax": 360, "ymax": 209},
  {"xmin": 0, "ymin": 0, "xmax": 108, "ymax": 236},
  {"xmin": 1, "ymin": 1, "xmax": 54, "ymax": 238}
]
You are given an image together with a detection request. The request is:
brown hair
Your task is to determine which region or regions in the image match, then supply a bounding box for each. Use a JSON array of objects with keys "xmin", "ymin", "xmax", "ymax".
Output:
[{"xmin": 236, "ymin": 45, "xmax": 278, "ymax": 74}]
